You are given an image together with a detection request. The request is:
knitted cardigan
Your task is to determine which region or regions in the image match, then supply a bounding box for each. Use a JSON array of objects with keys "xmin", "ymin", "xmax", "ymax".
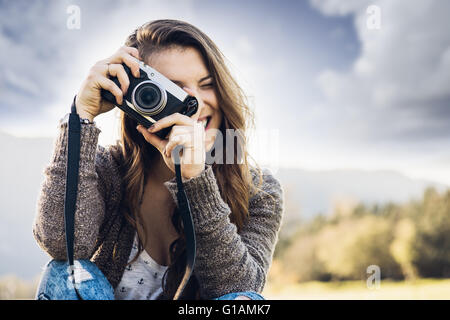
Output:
[{"xmin": 32, "ymin": 120, "xmax": 284, "ymax": 299}]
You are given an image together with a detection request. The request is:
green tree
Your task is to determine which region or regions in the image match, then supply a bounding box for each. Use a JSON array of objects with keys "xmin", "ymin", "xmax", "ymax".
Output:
[{"xmin": 412, "ymin": 188, "xmax": 450, "ymax": 277}]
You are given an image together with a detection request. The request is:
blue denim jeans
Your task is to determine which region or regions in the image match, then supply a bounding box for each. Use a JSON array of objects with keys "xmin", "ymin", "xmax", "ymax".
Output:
[
  {"xmin": 36, "ymin": 260, "xmax": 115, "ymax": 300},
  {"xmin": 36, "ymin": 259, "xmax": 264, "ymax": 300},
  {"xmin": 213, "ymin": 291, "xmax": 265, "ymax": 300}
]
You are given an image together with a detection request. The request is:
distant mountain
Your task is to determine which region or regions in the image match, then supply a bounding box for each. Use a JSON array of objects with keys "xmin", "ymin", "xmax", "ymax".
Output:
[
  {"xmin": 0, "ymin": 130, "xmax": 55, "ymax": 280},
  {"xmin": 274, "ymin": 167, "xmax": 448, "ymax": 222},
  {"xmin": 0, "ymin": 130, "xmax": 448, "ymax": 280}
]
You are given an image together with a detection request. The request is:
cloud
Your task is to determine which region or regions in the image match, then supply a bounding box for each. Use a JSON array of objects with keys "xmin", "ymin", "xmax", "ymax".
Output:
[
  {"xmin": 310, "ymin": 0, "xmax": 450, "ymax": 143},
  {"xmin": 0, "ymin": 1, "xmax": 67, "ymax": 117},
  {"xmin": 0, "ymin": 0, "xmax": 196, "ymax": 137},
  {"xmin": 310, "ymin": 0, "xmax": 370, "ymax": 16},
  {"xmin": 1, "ymin": 0, "xmax": 448, "ymax": 183}
]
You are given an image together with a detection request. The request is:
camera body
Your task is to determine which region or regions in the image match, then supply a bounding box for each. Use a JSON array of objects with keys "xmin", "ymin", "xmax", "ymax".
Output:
[{"xmin": 101, "ymin": 57, "xmax": 198, "ymax": 139}]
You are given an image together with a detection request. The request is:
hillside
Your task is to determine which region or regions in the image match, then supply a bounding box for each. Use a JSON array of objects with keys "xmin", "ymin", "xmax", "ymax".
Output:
[{"xmin": 0, "ymin": 130, "xmax": 447, "ymax": 280}]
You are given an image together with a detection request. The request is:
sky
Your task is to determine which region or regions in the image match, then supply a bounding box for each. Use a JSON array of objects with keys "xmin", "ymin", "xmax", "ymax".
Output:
[{"xmin": 0, "ymin": 0, "xmax": 449, "ymax": 185}]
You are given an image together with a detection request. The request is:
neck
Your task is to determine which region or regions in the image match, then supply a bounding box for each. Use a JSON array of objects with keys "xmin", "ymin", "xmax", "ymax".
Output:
[{"xmin": 147, "ymin": 152, "xmax": 175, "ymax": 184}]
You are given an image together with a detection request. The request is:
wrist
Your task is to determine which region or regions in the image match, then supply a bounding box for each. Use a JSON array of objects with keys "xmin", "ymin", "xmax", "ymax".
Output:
[
  {"xmin": 181, "ymin": 165, "xmax": 207, "ymax": 181},
  {"xmin": 75, "ymin": 97, "xmax": 95, "ymax": 122},
  {"xmin": 76, "ymin": 107, "xmax": 95, "ymax": 122}
]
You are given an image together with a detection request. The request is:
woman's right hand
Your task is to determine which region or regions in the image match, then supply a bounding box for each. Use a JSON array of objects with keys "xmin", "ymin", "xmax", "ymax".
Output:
[{"xmin": 75, "ymin": 46, "xmax": 142, "ymax": 121}]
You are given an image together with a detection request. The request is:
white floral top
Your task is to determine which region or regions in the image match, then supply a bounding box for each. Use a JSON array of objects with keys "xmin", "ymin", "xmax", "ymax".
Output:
[{"xmin": 114, "ymin": 233, "xmax": 168, "ymax": 300}]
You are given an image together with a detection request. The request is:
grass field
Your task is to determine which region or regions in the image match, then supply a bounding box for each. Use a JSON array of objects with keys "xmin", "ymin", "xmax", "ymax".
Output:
[
  {"xmin": 1, "ymin": 274, "xmax": 450, "ymax": 299},
  {"xmin": 263, "ymin": 278, "xmax": 450, "ymax": 300}
]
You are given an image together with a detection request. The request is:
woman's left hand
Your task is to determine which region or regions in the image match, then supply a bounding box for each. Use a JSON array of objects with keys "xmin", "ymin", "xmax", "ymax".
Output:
[{"xmin": 136, "ymin": 109, "xmax": 206, "ymax": 180}]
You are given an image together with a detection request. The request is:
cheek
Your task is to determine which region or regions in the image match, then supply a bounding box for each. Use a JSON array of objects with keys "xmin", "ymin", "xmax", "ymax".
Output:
[
  {"xmin": 204, "ymin": 90, "xmax": 222, "ymax": 129},
  {"xmin": 202, "ymin": 91, "xmax": 224, "ymax": 151},
  {"xmin": 204, "ymin": 89, "xmax": 219, "ymax": 109}
]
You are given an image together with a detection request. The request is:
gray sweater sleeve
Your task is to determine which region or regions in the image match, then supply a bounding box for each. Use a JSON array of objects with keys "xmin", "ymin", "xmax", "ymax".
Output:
[
  {"xmin": 32, "ymin": 121, "xmax": 110, "ymax": 260},
  {"xmin": 164, "ymin": 165, "xmax": 284, "ymax": 298}
]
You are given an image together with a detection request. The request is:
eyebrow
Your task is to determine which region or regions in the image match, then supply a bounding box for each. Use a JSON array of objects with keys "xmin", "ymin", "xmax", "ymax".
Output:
[{"xmin": 170, "ymin": 75, "xmax": 212, "ymax": 86}]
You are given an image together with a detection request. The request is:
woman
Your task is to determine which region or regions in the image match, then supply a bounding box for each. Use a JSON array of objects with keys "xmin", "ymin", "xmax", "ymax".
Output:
[{"xmin": 33, "ymin": 19, "xmax": 283, "ymax": 300}]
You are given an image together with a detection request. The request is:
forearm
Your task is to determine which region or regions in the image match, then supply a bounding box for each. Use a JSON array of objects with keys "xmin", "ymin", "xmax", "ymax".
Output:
[
  {"xmin": 33, "ymin": 120, "xmax": 105, "ymax": 260},
  {"xmin": 164, "ymin": 166, "xmax": 282, "ymax": 298},
  {"xmin": 193, "ymin": 211, "xmax": 268, "ymax": 297}
]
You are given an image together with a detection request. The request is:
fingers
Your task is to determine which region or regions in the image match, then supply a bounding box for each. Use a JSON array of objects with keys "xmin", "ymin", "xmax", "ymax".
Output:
[
  {"xmin": 108, "ymin": 46, "xmax": 140, "ymax": 78},
  {"xmin": 108, "ymin": 64, "xmax": 129, "ymax": 94},
  {"xmin": 95, "ymin": 76, "xmax": 123, "ymax": 104},
  {"xmin": 148, "ymin": 113, "xmax": 196, "ymax": 134},
  {"xmin": 89, "ymin": 46, "xmax": 141, "ymax": 107},
  {"xmin": 121, "ymin": 53, "xmax": 140, "ymax": 78},
  {"xmin": 137, "ymin": 123, "xmax": 204, "ymax": 157},
  {"xmin": 122, "ymin": 46, "xmax": 140, "ymax": 59},
  {"xmin": 136, "ymin": 125, "xmax": 167, "ymax": 153},
  {"xmin": 165, "ymin": 122, "xmax": 205, "ymax": 158},
  {"xmin": 164, "ymin": 134, "xmax": 192, "ymax": 158}
]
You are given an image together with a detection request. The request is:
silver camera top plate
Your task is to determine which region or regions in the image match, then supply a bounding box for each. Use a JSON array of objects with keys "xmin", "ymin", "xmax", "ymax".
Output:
[{"xmin": 133, "ymin": 57, "xmax": 189, "ymax": 102}]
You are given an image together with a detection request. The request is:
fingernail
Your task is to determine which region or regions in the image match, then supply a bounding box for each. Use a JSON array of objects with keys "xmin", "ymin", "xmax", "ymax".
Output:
[{"xmin": 148, "ymin": 124, "xmax": 155, "ymax": 132}]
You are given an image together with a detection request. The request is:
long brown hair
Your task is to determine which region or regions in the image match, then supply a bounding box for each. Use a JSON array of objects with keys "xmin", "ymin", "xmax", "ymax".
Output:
[{"xmin": 114, "ymin": 19, "xmax": 262, "ymax": 299}]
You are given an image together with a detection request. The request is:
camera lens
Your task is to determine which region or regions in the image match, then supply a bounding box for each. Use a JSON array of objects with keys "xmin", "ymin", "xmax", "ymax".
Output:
[
  {"xmin": 132, "ymin": 81, "xmax": 167, "ymax": 115},
  {"xmin": 138, "ymin": 85, "xmax": 160, "ymax": 109}
]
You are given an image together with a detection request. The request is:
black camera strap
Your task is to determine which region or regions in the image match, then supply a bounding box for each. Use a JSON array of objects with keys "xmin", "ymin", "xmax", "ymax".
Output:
[
  {"xmin": 65, "ymin": 97, "xmax": 83, "ymax": 299},
  {"xmin": 172, "ymin": 147, "xmax": 196, "ymax": 300},
  {"xmin": 65, "ymin": 97, "xmax": 196, "ymax": 300}
]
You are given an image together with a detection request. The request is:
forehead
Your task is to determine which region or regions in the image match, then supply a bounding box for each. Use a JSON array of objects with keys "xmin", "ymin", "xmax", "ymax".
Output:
[{"xmin": 146, "ymin": 46, "xmax": 209, "ymax": 81}]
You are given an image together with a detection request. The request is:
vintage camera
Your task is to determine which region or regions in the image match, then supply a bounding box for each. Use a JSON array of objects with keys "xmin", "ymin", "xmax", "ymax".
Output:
[{"xmin": 101, "ymin": 57, "xmax": 198, "ymax": 139}]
